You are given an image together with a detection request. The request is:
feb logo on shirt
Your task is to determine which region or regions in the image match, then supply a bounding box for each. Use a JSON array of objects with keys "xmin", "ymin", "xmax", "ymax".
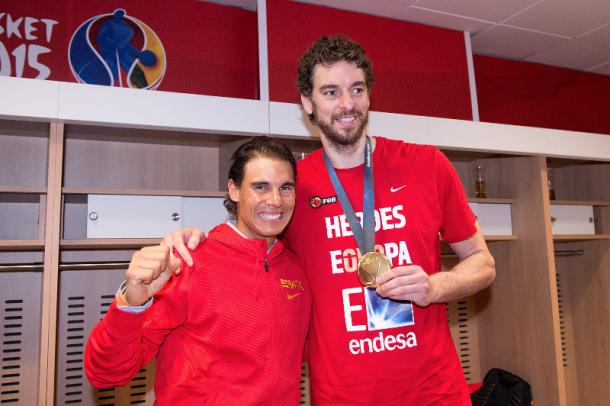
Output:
[{"xmin": 309, "ymin": 195, "xmax": 337, "ymax": 209}]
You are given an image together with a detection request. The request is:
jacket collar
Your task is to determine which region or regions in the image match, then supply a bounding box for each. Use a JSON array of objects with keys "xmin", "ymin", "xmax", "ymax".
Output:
[{"xmin": 208, "ymin": 223, "xmax": 285, "ymax": 261}]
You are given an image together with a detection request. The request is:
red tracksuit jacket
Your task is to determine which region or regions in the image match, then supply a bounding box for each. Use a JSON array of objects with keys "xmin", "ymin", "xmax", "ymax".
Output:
[{"xmin": 85, "ymin": 224, "xmax": 311, "ymax": 405}]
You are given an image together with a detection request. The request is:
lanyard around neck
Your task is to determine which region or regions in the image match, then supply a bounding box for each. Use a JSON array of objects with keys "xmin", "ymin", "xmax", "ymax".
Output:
[{"xmin": 323, "ymin": 137, "xmax": 375, "ymax": 254}]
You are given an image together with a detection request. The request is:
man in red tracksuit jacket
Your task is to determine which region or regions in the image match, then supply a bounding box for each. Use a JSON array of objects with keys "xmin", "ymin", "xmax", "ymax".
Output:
[{"xmin": 85, "ymin": 137, "xmax": 311, "ymax": 405}]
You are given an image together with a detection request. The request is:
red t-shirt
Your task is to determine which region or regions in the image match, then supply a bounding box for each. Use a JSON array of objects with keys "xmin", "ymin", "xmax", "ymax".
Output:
[{"xmin": 285, "ymin": 136, "xmax": 476, "ymax": 405}]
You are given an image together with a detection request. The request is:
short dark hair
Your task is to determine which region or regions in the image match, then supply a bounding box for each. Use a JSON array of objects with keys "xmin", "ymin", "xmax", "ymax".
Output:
[
  {"xmin": 297, "ymin": 35, "xmax": 374, "ymax": 120},
  {"xmin": 223, "ymin": 136, "xmax": 297, "ymax": 216}
]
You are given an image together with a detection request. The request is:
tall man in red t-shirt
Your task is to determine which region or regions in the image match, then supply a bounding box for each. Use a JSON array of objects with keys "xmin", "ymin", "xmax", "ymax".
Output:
[{"xmin": 167, "ymin": 35, "xmax": 495, "ymax": 405}]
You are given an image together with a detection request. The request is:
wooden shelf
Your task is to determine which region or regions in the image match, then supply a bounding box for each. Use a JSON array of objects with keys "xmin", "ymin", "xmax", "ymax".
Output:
[
  {"xmin": 442, "ymin": 235, "xmax": 517, "ymax": 244},
  {"xmin": 63, "ymin": 235, "xmax": 518, "ymax": 249},
  {"xmin": 0, "ymin": 186, "xmax": 46, "ymax": 194},
  {"xmin": 553, "ymin": 234, "xmax": 610, "ymax": 241},
  {"xmin": 550, "ymin": 199, "xmax": 609, "ymax": 206},
  {"xmin": 468, "ymin": 197, "xmax": 515, "ymax": 204},
  {"xmin": 60, "ymin": 238, "xmax": 161, "ymax": 249},
  {"xmin": 442, "ymin": 235, "xmax": 518, "ymax": 258},
  {"xmin": 484, "ymin": 235, "xmax": 518, "ymax": 241},
  {"xmin": 0, "ymin": 239, "xmax": 45, "ymax": 250},
  {"xmin": 62, "ymin": 187, "xmax": 226, "ymax": 198}
]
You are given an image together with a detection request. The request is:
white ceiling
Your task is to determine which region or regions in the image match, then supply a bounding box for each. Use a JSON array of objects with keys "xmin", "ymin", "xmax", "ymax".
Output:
[{"xmin": 206, "ymin": 0, "xmax": 610, "ymax": 76}]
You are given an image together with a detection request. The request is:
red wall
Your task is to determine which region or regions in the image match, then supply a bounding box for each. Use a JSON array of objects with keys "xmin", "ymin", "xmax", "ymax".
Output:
[
  {"xmin": 1, "ymin": 1, "xmax": 259, "ymax": 99},
  {"xmin": 475, "ymin": 55, "xmax": 610, "ymax": 135},
  {"xmin": 266, "ymin": 0, "xmax": 473, "ymax": 120},
  {"xmin": 8, "ymin": 0, "xmax": 609, "ymax": 136}
]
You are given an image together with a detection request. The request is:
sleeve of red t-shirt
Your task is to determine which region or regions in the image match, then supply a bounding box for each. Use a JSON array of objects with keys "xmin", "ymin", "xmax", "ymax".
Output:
[{"xmin": 435, "ymin": 149, "xmax": 477, "ymax": 243}]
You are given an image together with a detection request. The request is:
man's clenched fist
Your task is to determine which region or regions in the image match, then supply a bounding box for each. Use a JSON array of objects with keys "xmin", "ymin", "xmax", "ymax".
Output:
[{"xmin": 124, "ymin": 245, "xmax": 179, "ymax": 306}]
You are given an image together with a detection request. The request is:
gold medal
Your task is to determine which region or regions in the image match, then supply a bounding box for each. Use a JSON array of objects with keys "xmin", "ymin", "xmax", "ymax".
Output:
[{"xmin": 357, "ymin": 252, "xmax": 391, "ymax": 288}]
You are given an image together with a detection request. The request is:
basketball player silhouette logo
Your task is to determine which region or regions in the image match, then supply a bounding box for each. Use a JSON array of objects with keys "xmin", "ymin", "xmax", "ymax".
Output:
[{"xmin": 69, "ymin": 9, "xmax": 166, "ymax": 89}]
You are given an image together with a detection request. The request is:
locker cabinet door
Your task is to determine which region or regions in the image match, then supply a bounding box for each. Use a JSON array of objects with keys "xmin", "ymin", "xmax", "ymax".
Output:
[
  {"xmin": 468, "ymin": 203, "xmax": 513, "ymax": 236},
  {"xmin": 56, "ymin": 269, "xmax": 156, "ymax": 406},
  {"xmin": 551, "ymin": 205, "xmax": 595, "ymax": 235},
  {"xmin": 0, "ymin": 272, "xmax": 42, "ymax": 406},
  {"xmin": 87, "ymin": 195, "xmax": 181, "ymax": 238},
  {"xmin": 181, "ymin": 197, "xmax": 228, "ymax": 232}
]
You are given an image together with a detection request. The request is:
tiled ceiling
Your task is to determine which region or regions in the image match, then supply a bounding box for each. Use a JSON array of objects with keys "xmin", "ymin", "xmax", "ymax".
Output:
[{"xmin": 207, "ymin": 0, "xmax": 610, "ymax": 76}]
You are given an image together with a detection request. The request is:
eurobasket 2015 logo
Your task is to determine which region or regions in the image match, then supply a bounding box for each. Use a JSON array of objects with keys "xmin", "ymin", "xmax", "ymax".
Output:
[{"xmin": 68, "ymin": 9, "xmax": 166, "ymax": 89}]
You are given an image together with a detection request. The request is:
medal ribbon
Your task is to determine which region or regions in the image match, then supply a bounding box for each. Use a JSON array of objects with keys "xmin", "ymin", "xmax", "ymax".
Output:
[{"xmin": 323, "ymin": 137, "xmax": 375, "ymax": 254}]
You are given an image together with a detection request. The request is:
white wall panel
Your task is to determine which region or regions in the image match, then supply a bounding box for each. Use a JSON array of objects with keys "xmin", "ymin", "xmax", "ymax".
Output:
[
  {"xmin": 0, "ymin": 76, "xmax": 58, "ymax": 121},
  {"xmin": 58, "ymin": 81, "xmax": 269, "ymax": 135},
  {"xmin": 367, "ymin": 110, "xmax": 429, "ymax": 145}
]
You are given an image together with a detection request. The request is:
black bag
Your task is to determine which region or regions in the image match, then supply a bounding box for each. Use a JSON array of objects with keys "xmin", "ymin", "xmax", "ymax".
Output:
[{"xmin": 471, "ymin": 368, "xmax": 533, "ymax": 406}]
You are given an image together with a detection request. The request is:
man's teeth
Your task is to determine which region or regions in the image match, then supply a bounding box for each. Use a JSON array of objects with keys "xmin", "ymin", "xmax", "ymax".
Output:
[
  {"xmin": 258, "ymin": 213, "xmax": 282, "ymax": 220},
  {"xmin": 337, "ymin": 116, "xmax": 355, "ymax": 123}
]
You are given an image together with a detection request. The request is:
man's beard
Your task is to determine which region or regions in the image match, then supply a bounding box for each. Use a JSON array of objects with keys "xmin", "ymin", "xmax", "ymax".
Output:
[{"xmin": 314, "ymin": 106, "xmax": 368, "ymax": 151}]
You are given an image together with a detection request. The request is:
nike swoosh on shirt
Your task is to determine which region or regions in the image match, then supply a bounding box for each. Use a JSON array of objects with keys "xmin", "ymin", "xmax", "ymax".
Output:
[
  {"xmin": 390, "ymin": 185, "xmax": 406, "ymax": 193},
  {"xmin": 287, "ymin": 292, "xmax": 302, "ymax": 300}
]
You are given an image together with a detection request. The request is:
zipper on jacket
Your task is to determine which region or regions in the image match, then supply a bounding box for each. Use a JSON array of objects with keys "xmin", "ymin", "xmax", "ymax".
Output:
[{"xmin": 264, "ymin": 257, "xmax": 269, "ymax": 272}]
